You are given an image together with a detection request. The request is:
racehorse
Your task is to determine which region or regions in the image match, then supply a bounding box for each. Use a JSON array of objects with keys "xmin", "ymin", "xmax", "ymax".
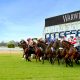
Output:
[
  {"xmin": 50, "ymin": 39, "xmax": 65, "ymax": 65},
  {"xmin": 19, "ymin": 40, "xmax": 28, "ymax": 57},
  {"xmin": 19, "ymin": 40, "xmax": 31, "ymax": 61},
  {"xmin": 33, "ymin": 42, "xmax": 43, "ymax": 62},
  {"xmin": 74, "ymin": 46, "xmax": 80, "ymax": 64},
  {"xmin": 61, "ymin": 40, "xmax": 77, "ymax": 67},
  {"xmin": 37, "ymin": 39, "xmax": 47, "ymax": 64},
  {"xmin": 45, "ymin": 41, "xmax": 56, "ymax": 64}
]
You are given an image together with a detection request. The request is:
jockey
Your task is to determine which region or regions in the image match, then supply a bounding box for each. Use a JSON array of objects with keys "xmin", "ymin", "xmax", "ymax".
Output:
[
  {"xmin": 45, "ymin": 37, "xmax": 51, "ymax": 45},
  {"xmin": 27, "ymin": 38, "xmax": 33, "ymax": 47},
  {"xmin": 72, "ymin": 37, "xmax": 77, "ymax": 44},
  {"xmin": 27, "ymin": 38, "xmax": 34, "ymax": 60},
  {"xmin": 68, "ymin": 36, "xmax": 77, "ymax": 45}
]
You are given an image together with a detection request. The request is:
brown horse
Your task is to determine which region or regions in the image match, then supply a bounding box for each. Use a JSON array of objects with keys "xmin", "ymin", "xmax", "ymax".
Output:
[
  {"xmin": 75, "ymin": 46, "xmax": 80, "ymax": 64},
  {"xmin": 32, "ymin": 41, "xmax": 43, "ymax": 62},
  {"xmin": 19, "ymin": 40, "xmax": 31, "ymax": 61},
  {"xmin": 37, "ymin": 39, "xmax": 47, "ymax": 64},
  {"xmin": 51, "ymin": 39, "xmax": 65, "ymax": 65},
  {"xmin": 62, "ymin": 40, "xmax": 77, "ymax": 67},
  {"xmin": 45, "ymin": 41, "xmax": 56, "ymax": 64}
]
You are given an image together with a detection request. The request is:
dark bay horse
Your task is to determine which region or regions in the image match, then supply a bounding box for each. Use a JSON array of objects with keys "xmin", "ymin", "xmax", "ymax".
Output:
[
  {"xmin": 56, "ymin": 40, "xmax": 69, "ymax": 65},
  {"xmin": 61, "ymin": 40, "xmax": 77, "ymax": 67},
  {"xmin": 19, "ymin": 40, "xmax": 31, "ymax": 61},
  {"xmin": 50, "ymin": 39, "xmax": 65, "ymax": 65},
  {"xmin": 37, "ymin": 40, "xmax": 47, "ymax": 64},
  {"xmin": 45, "ymin": 41, "xmax": 56, "ymax": 64},
  {"xmin": 74, "ymin": 46, "xmax": 80, "ymax": 64},
  {"xmin": 32, "ymin": 41, "xmax": 42, "ymax": 62}
]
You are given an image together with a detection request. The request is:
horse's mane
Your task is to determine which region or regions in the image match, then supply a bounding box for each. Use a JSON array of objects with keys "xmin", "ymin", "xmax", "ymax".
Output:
[
  {"xmin": 20, "ymin": 40, "xmax": 28, "ymax": 49},
  {"xmin": 20, "ymin": 40, "xmax": 26, "ymax": 44},
  {"xmin": 63, "ymin": 40, "xmax": 72, "ymax": 45},
  {"xmin": 37, "ymin": 40, "xmax": 47, "ymax": 50},
  {"xmin": 53, "ymin": 40, "xmax": 60, "ymax": 49},
  {"xmin": 62, "ymin": 40, "xmax": 74, "ymax": 49}
]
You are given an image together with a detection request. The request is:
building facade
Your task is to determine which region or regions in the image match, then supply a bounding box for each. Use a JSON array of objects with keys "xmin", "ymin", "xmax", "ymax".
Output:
[{"xmin": 43, "ymin": 10, "xmax": 80, "ymax": 40}]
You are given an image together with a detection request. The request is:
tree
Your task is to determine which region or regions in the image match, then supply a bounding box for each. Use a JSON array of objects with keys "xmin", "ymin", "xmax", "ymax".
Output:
[
  {"xmin": 0, "ymin": 41, "xmax": 7, "ymax": 46},
  {"xmin": 7, "ymin": 43, "xmax": 15, "ymax": 48},
  {"xmin": 7, "ymin": 40, "xmax": 15, "ymax": 48}
]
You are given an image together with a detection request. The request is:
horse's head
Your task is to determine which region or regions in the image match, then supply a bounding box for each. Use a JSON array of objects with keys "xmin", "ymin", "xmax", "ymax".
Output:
[
  {"xmin": 37, "ymin": 39, "xmax": 47, "ymax": 51},
  {"xmin": 62, "ymin": 40, "xmax": 72, "ymax": 49},
  {"xmin": 19, "ymin": 40, "xmax": 28, "ymax": 49},
  {"xmin": 20, "ymin": 40, "xmax": 26, "ymax": 44},
  {"xmin": 53, "ymin": 40, "xmax": 60, "ymax": 49}
]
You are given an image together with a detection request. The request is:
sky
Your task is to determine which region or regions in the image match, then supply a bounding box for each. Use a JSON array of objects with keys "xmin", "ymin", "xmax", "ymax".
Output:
[{"xmin": 0, "ymin": 0, "xmax": 80, "ymax": 42}]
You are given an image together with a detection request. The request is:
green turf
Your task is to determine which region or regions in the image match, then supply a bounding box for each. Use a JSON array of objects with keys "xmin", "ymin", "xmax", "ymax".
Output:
[{"xmin": 0, "ymin": 53, "xmax": 80, "ymax": 80}]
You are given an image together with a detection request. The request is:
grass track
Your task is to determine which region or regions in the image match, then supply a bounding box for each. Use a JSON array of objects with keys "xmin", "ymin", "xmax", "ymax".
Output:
[{"xmin": 0, "ymin": 53, "xmax": 80, "ymax": 80}]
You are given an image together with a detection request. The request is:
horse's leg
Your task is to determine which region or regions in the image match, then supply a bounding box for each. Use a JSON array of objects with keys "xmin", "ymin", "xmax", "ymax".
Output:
[
  {"xmin": 65, "ymin": 59, "xmax": 68, "ymax": 67},
  {"xmin": 39, "ymin": 56, "xmax": 41, "ymax": 62},
  {"xmin": 22, "ymin": 50, "xmax": 25, "ymax": 58},
  {"xmin": 66, "ymin": 61, "xmax": 68, "ymax": 67},
  {"xmin": 25, "ymin": 54, "xmax": 28, "ymax": 61},
  {"xmin": 25, "ymin": 54, "xmax": 31, "ymax": 62},
  {"xmin": 70, "ymin": 59, "xmax": 73, "ymax": 67},
  {"xmin": 69, "ymin": 55, "xmax": 73, "ymax": 67},
  {"xmin": 58, "ymin": 58, "xmax": 60, "ymax": 65},
  {"xmin": 56, "ymin": 54, "xmax": 60, "ymax": 65},
  {"xmin": 35, "ymin": 53, "xmax": 40, "ymax": 62},
  {"xmin": 65, "ymin": 58, "xmax": 70, "ymax": 67},
  {"xmin": 42, "ymin": 55, "xmax": 44, "ymax": 64},
  {"xmin": 35, "ymin": 54, "xmax": 38, "ymax": 62},
  {"xmin": 52, "ymin": 56, "xmax": 56, "ymax": 64},
  {"xmin": 75, "ymin": 59, "xmax": 78, "ymax": 64},
  {"xmin": 65, "ymin": 54, "xmax": 71, "ymax": 67},
  {"xmin": 50, "ymin": 53, "xmax": 55, "ymax": 64},
  {"xmin": 34, "ymin": 51, "xmax": 37, "ymax": 62},
  {"xmin": 75, "ymin": 58, "xmax": 79, "ymax": 64},
  {"xmin": 27, "ymin": 53, "xmax": 31, "ymax": 62},
  {"xmin": 57, "ymin": 50, "xmax": 62, "ymax": 65},
  {"xmin": 27, "ymin": 56, "xmax": 31, "ymax": 62},
  {"xmin": 52, "ymin": 52, "xmax": 56, "ymax": 64},
  {"xmin": 67, "ymin": 58, "xmax": 73, "ymax": 67},
  {"xmin": 50, "ymin": 56, "xmax": 53, "ymax": 64},
  {"xmin": 75, "ymin": 54, "xmax": 80, "ymax": 64},
  {"xmin": 61, "ymin": 58, "xmax": 65, "ymax": 64}
]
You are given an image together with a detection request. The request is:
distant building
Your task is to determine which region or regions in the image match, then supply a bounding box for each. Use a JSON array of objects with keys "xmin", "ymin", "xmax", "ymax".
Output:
[{"xmin": 43, "ymin": 10, "xmax": 80, "ymax": 40}]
